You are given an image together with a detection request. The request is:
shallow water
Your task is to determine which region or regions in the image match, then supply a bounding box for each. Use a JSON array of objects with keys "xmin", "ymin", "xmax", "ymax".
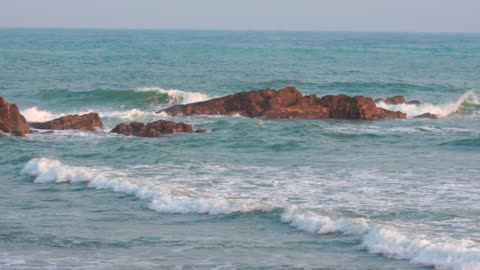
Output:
[{"xmin": 1, "ymin": 29, "xmax": 480, "ymax": 269}]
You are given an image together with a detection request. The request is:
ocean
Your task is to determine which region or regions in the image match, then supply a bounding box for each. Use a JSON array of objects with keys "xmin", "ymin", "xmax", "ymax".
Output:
[{"xmin": 1, "ymin": 28, "xmax": 480, "ymax": 270}]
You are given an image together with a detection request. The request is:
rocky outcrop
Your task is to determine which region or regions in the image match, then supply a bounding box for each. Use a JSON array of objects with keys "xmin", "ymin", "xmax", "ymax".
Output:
[
  {"xmin": 0, "ymin": 130, "xmax": 3, "ymax": 138},
  {"xmin": 111, "ymin": 120, "xmax": 199, "ymax": 137},
  {"xmin": 30, "ymin": 113, "xmax": 103, "ymax": 131},
  {"xmin": 415, "ymin": 113, "xmax": 439, "ymax": 119},
  {"xmin": 0, "ymin": 97, "xmax": 32, "ymax": 137},
  {"xmin": 160, "ymin": 87, "xmax": 406, "ymax": 120}
]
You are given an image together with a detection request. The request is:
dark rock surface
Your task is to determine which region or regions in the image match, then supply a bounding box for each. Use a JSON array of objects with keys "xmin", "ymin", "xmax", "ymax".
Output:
[
  {"xmin": 160, "ymin": 87, "xmax": 406, "ymax": 120},
  {"xmin": 415, "ymin": 113, "xmax": 439, "ymax": 119},
  {"xmin": 30, "ymin": 113, "xmax": 103, "ymax": 131},
  {"xmin": 375, "ymin": 96, "xmax": 407, "ymax": 105},
  {"xmin": 111, "ymin": 120, "xmax": 198, "ymax": 137},
  {"xmin": 0, "ymin": 97, "xmax": 32, "ymax": 137}
]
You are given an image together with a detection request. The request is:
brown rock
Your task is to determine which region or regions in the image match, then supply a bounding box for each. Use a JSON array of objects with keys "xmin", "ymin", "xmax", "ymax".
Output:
[
  {"xmin": 162, "ymin": 88, "xmax": 279, "ymax": 117},
  {"xmin": 0, "ymin": 130, "xmax": 3, "ymax": 137},
  {"xmin": 160, "ymin": 87, "xmax": 406, "ymax": 120},
  {"xmin": 30, "ymin": 113, "xmax": 103, "ymax": 131},
  {"xmin": 111, "ymin": 120, "xmax": 194, "ymax": 137},
  {"xmin": 0, "ymin": 97, "xmax": 32, "ymax": 137},
  {"xmin": 195, "ymin": 129, "xmax": 208, "ymax": 133},
  {"xmin": 375, "ymin": 96, "xmax": 407, "ymax": 105},
  {"xmin": 415, "ymin": 113, "xmax": 439, "ymax": 119}
]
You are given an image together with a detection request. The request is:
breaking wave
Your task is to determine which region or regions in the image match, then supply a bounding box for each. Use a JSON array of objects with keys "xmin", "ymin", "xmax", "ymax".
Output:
[
  {"xmin": 20, "ymin": 158, "xmax": 267, "ymax": 215},
  {"xmin": 21, "ymin": 107, "xmax": 157, "ymax": 122},
  {"xmin": 22, "ymin": 87, "xmax": 210, "ymax": 123},
  {"xmin": 35, "ymin": 87, "xmax": 210, "ymax": 108},
  {"xmin": 135, "ymin": 87, "xmax": 210, "ymax": 105},
  {"xmin": 376, "ymin": 90, "xmax": 480, "ymax": 118},
  {"xmin": 20, "ymin": 158, "xmax": 480, "ymax": 270},
  {"xmin": 282, "ymin": 206, "xmax": 480, "ymax": 270}
]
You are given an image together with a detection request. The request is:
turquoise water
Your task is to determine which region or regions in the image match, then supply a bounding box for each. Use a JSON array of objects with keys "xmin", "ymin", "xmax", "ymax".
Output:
[{"xmin": 1, "ymin": 29, "xmax": 480, "ymax": 269}]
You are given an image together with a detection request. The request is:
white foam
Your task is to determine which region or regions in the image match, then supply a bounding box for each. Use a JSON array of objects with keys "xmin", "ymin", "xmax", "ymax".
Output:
[
  {"xmin": 22, "ymin": 107, "xmax": 160, "ymax": 123},
  {"xmin": 135, "ymin": 87, "xmax": 210, "ymax": 105},
  {"xmin": 21, "ymin": 107, "xmax": 58, "ymax": 122},
  {"xmin": 282, "ymin": 205, "xmax": 480, "ymax": 270},
  {"xmin": 20, "ymin": 158, "xmax": 266, "ymax": 215},
  {"xmin": 376, "ymin": 90, "xmax": 480, "ymax": 118}
]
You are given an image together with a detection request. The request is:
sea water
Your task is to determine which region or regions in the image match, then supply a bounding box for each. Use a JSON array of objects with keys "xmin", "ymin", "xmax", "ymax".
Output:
[{"xmin": 1, "ymin": 29, "xmax": 480, "ymax": 270}]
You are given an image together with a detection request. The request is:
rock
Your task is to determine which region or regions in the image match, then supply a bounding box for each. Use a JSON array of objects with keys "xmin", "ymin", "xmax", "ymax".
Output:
[
  {"xmin": 111, "ymin": 120, "xmax": 195, "ymax": 137},
  {"xmin": 159, "ymin": 87, "xmax": 406, "ymax": 120},
  {"xmin": 0, "ymin": 97, "xmax": 32, "ymax": 137},
  {"xmin": 195, "ymin": 129, "xmax": 208, "ymax": 133},
  {"xmin": 375, "ymin": 96, "xmax": 407, "ymax": 105},
  {"xmin": 406, "ymin": 100, "xmax": 421, "ymax": 105},
  {"xmin": 41, "ymin": 131, "xmax": 55, "ymax": 134},
  {"xmin": 30, "ymin": 113, "xmax": 103, "ymax": 131},
  {"xmin": 415, "ymin": 113, "xmax": 439, "ymax": 119},
  {"xmin": 0, "ymin": 130, "xmax": 3, "ymax": 137}
]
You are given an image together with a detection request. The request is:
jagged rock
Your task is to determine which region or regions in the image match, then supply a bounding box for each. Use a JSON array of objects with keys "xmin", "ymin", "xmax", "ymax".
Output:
[
  {"xmin": 415, "ymin": 113, "xmax": 439, "ymax": 119},
  {"xmin": 30, "ymin": 113, "xmax": 103, "ymax": 131},
  {"xmin": 111, "ymin": 120, "xmax": 198, "ymax": 137},
  {"xmin": 0, "ymin": 97, "xmax": 32, "ymax": 137},
  {"xmin": 160, "ymin": 87, "xmax": 406, "ymax": 120}
]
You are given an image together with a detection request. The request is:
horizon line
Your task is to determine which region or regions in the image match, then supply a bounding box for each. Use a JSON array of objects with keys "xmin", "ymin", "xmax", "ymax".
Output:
[{"xmin": 1, "ymin": 26, "xmax": 479, "ymax": 34}]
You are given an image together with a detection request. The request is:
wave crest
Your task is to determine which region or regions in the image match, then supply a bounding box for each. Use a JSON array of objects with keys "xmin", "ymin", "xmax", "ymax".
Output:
[
  {"xmin": 135, "ymin": 87, "xmax": 210, "ymax": 105},
  {"xmin": 282, "ymin": 205, "xmax": 480, "ymax": 270},
  {"xmin": 20, "ymin": 158, "xmax": 266, "ymax": 215}
]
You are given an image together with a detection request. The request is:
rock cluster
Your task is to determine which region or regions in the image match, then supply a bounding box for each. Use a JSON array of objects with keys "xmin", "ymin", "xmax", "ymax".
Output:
[
  {"xmin": 0, "ymin": 97, "xmax": 32, "ymax": 137},
  {"xmin": 111, "ymin": 120, "xmax": 200, "ymax": 137},
  {"xmin": 3, "ymin": 87, "xmax": 443, "ymax": 139},
  {"xmin": 160, "ymin": 87, "xmax": 407, "ymax": 120}
]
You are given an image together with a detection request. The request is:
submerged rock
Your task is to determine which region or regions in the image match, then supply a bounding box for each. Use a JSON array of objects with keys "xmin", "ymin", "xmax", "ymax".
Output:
[
  {"xmin": 30, "ymin": 113, "xmax": 103, "ymax": 131},
  {"xmin": 375, "ymin": 96, "xmax": 422, "ymax": 106},
  {"xmin": 375, "ymin": 96, "xmax": 407, "ymax": 105},
  {"xmin": 406, "ymin": 100, "xmax": 421, "ymax": 105},
  {"xmin": 111, "ymin": 120, "xmax": 199, "ymax": 137},
  {"xmin": 415, "ymin": 113, "xmax": 439, "ymax": 119},
  {"xmin": 160, "ymin": 87, "xmax": 406, "ymax": 120},
  {"xmin": 0, "ymin": 97, "xmax": 32, "ymax": 137}
]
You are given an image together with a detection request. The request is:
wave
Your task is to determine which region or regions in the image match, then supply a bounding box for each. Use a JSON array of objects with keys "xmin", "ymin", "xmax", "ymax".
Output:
[
  {"xmin": 21, "ymin": 107, "xmax": 160, "ymax": 123},
  {"xmin": 20, "ymin": 158, "xmax": 480, "ymax": 270},
  {"xmin": 23, "ymin": 87, "xmax": 210, "ymax": 123},
  {"xmin": 282, "ymin": 206, "xmax": 480, "ymax": 270},
  {"xmin": 135, "ymin": 87, "xmax": 210, "ymax": 105},
  {"xmin": 35, "ymin": 87, "xmax": 210, "ymax": 108},
  {"xmin": 376, "ymin": 89, "xmax": 480, "ymax": 118},
  {"xmin": 21, "ymin": 107, "xmax": 57, "ymax": 122},
  {"xmin": 20, "ymin": 158, "xmax": 268, "ymax": 215}
]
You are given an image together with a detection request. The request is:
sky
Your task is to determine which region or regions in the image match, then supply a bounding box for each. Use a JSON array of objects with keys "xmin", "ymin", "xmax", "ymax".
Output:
[{"xmin": 0, "ymin": 0, "xmax": 479, "ymax": 32}]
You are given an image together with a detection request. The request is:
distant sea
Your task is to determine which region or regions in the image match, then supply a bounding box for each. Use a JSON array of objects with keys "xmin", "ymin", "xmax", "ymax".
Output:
[{"xmin": 1, "ymin": 28, "xmax": 480, "ymax": 270}]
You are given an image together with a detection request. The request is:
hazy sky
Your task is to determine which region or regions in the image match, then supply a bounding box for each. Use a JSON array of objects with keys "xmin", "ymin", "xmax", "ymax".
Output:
[{"xmin": 0, "ymin": 0, "xmax": 479, "ymax": 32}]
